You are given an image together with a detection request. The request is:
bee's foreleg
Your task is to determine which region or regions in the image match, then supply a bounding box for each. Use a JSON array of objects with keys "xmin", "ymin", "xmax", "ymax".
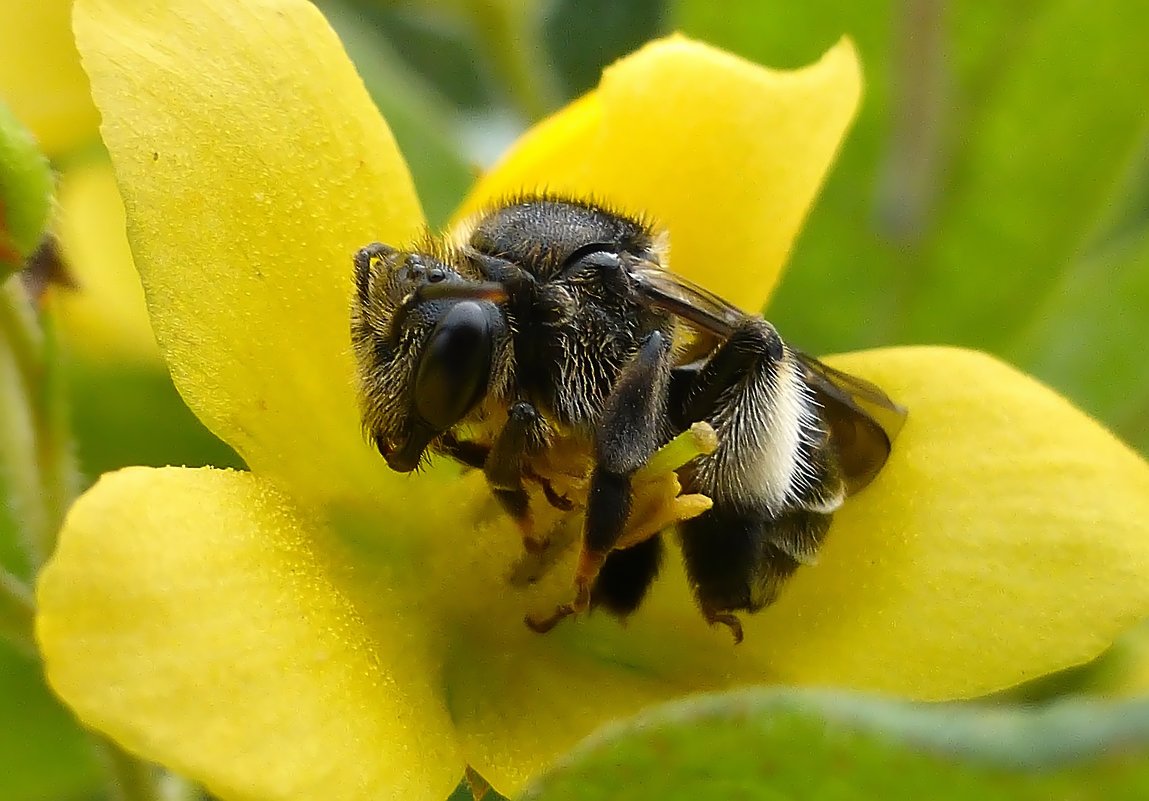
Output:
[
  {"xmin": 527, "ymin": 329, "xmax": 673, "ymax": 633},
  {"xmin": 436, "ymin": 431, "xmax": 490, "ymax": 470},
  {"xmin": 583, "ymin": 329, "xmax": 673, "ymax": 578},
  {"xmin": 437, "ymin": 430, "xmax": 539, "ymax": 547},
  {"xmin": 485, "ymin": 401, "xmax": 550, "ymax": 552},
  {"xmin": 521, "ymin": 464, "xmax": 575, "ymax": 511}
]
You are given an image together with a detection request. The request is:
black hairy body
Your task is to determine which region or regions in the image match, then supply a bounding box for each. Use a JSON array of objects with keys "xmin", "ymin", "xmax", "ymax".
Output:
[{"xmin": 352, "ymin": 196, "xmax": 906, "ymax": 641}]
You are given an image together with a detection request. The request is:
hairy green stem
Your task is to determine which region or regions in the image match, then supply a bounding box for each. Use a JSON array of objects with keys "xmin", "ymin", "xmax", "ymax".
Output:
[
  {"xmin": 0, "ymin": 569, "xmax": 36, "ymax": 657},
  {"xmin": 0, "ymin": 277, "xmax": 78, "ymax": 564},
  {"xmin": 32, "ymin": 311, "xmax": 79, "ymax": 552}
]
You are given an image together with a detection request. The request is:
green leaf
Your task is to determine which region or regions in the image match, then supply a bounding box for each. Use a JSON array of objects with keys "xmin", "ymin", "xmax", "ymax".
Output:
[
  {"xmin": 1008, "ymin": 226, "xmax": 1149, "ymax": 453},
  {"xmin": 0, "ymin": 100, "xmax": 53, "ymax": 276},
  {"xmin": 522, "ymin": 688, "xmax": 1149, "ymax": 801},
  {"xmin": 900, "ymin": 0, "xmax": 1149, "ymax": 351},
  {"xmin": 0, "ymin": 644, "xmax": 103, "ymax": 801},
  {"xmin": 320, "ymin": 0, "xmax": 474, "ymax": 230}
]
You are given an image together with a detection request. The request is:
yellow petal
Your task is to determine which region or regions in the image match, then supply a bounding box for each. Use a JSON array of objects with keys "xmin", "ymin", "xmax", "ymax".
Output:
[
  {"xmin": 36, "ymin": 467, "xmax": 462, "ymax": 801},
  {"xmin": 74, "ymin": 0, "xmax": 424, "ymax": 498},
  {"xmin": 52, "ymin": 160, "xmax": 160, "ymax": 364},
  {"xmin": 0, "ymin": 0, "xmax": 100, "ymax": 157},
  {"xmin": 748, "ymin": 346, "xmax": 1149, "ymax": 697},
  {"xmin": 458, "ymin": 36, "xmax": 861, "ymax": 312},
  {"xmin": 438, "ymin": 348, "xmax": 1149, "ymax": 793},
  {"xmin": 446, "ymin": 631, "xmax": 711, "ymax": 794}
]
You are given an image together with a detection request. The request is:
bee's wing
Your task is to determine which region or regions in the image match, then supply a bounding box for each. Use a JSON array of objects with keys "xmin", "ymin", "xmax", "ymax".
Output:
[
  {"xmin": 793, "ymin": 351, "xmax": 908, "ymax": 495},
  {"xmin": 628, "ymin": 260, "xmax": 745, "ymax": 338},
  {"xmin": 630, "ymin": 259, "xmax": 907, "ymax": 493}
]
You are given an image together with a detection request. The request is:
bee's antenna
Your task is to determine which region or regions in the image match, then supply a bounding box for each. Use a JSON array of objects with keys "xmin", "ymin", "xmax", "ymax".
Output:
[{"xmin": 413, "ymin": 281, "xmax": 509, "ymax": 304}]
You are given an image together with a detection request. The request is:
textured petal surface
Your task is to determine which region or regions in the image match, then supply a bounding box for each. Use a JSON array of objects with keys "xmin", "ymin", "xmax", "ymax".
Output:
[
  {"xmin": 458, "ymin": 36, "xmax": 861, "ymax": 312},
  {"xmin": 74, "ymin": 0, "xmax": 424, "ymax": 497},
  {"xmin": 53, "ymin": 160, "xmax": 160, "ymax": 363},
  {"xmin": 36, "ymin": 467, "xmax": 462, "ymax": 801},
  {"xmin": 0, "ymin": 0, "xmax": 100, "ymax": 156},
  {"xmin": 432, "ymin": 347, "xmax": 1149, "ymax": 794},
  {"xmin": 752, "ymin": 347, "xmax": 1149, "ymax": 694}
]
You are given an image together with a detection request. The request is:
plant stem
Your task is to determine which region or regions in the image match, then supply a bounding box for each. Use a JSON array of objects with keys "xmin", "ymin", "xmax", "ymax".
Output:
[
  {"xmin": 33, "ymin": 311, "xmax": 80, "ymax": 553},
  {"xmin": 0, "ymin": 276, "xmax": 77, "ymax": 564},
  {"xmin": 874, "ymin": 0, "xmax": 948, "ymax": 244},
  {"xmin": 0, "ymin": 569, "xmax": 36, "ymax": 657}
]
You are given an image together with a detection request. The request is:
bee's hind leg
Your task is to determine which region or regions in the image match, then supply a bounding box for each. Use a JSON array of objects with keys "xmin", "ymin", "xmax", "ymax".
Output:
[{"xmin": 526, "ymin": 329, "xmax": 673, "ymax": 633}]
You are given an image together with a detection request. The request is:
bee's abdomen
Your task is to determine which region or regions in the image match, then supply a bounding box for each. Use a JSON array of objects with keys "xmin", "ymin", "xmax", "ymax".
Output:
[
  {"xmin": 678, "ymin": 505, "xmax": 832, "ymax": 613},
  {"xmin": 671, "ymin": 319, "xmax": 845, "ymax": 613},
  {"xmin": 675, "ymin": 320, "xmax": 843, "ymax": 516}
]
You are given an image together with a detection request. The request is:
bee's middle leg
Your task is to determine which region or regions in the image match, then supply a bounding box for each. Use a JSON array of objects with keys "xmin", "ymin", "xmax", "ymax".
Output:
[{"xmin": 526, "ymin": 329, "xmax": 673, "ymax": 632}]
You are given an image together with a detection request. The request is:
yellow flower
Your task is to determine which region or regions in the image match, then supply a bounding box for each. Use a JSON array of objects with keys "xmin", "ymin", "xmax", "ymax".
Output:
[
  {"xmin": 0, "ymin": 0, "xmax": 100, "ymax": 157},
  {"xmin": 35, "ymin": 0, "xmax": 1149, "ymax": 799}
]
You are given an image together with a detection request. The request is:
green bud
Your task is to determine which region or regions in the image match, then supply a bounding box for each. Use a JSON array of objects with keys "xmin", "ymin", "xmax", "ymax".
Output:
[{"xmin": 0, "ymin": 100, "xmax": 54, "ymax": 278}]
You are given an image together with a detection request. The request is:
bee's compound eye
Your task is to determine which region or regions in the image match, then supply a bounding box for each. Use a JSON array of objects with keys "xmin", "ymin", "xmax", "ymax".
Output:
[
  {"xmin": 414, "ymin": 301, "xmax": 493, "ymax": 431},
  {"xmin": 427, "ymin": 267, "xmax": 446, "ymax": 283}
]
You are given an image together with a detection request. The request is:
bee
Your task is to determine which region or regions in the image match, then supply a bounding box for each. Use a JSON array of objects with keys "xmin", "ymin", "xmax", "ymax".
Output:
[{"xmin": 352, "ymin": 196, "xmax": 906, "ymax": 642}]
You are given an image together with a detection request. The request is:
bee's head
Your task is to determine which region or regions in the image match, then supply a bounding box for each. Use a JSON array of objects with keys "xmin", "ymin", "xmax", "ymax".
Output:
[{"xmin": 352, "ymin": 242, "xmax": 507, "ymax": 472}]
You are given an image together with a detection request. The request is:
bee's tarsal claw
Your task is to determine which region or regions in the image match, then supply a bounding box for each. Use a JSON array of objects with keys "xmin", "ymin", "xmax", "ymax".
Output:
[
  {"xmin": 703, "ymin": 607, "xmax": 744, "ymax": 644},
  {"xmin": 525, "ymin": 580, "xmax": 591, "ymax": 634}
]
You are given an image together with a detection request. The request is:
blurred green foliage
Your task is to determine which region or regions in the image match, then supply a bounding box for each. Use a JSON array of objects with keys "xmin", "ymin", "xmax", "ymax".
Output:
[
  {"xmin": 542, "ymin": 0, "xmax": 666, "ymax": 96},
  {"xmin": 63, "ymin": 358, "xmax": 244, "ymax": 480},
  {"xmin": 0, "ymin": 645, "xmax": 101, "ymax": 801},
  {"xmin": 522, "ymin": 689, "xmax": 1149, "ymax": 800},
  {"xmin": 1, "ymin": 279, "xmax": 106, "ymax": 801}
]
